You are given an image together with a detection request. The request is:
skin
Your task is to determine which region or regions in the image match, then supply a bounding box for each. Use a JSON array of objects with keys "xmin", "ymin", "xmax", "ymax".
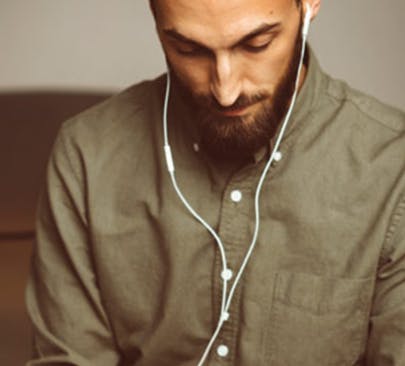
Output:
[{"xmin": 151, "ymin": 0, "xmax": 321, "ymax": 159}]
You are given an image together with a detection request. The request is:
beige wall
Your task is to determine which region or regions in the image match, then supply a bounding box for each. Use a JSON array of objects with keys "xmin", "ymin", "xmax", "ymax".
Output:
[{"xmin": 1, "ymin": 0, "xmax": 404, "ymax": 109}]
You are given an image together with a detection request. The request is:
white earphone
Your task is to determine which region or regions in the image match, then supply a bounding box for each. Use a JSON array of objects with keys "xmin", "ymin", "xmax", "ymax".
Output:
[
  {"xmin": 162, "ymin": 3, "xmax": 313, "ymax": 365},
  {"xmin": 303, "ymin": 2, "xmax": 313, "ymax": 37}
]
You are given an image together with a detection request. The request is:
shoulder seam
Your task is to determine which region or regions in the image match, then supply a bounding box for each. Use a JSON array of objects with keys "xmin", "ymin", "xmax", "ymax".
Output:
[
  {"xmin": 382, "ymin": 191, "xmax": 405, "ymax": 262},
  {"xmin": 324, "ymin": 82, "xmax": 404, "ymax": 134}
]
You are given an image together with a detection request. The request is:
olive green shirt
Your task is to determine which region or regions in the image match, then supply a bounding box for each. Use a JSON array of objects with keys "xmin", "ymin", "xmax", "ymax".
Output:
[{"xmin": 26, "ymin": 50, "xmax": 405, "ymax": 365}]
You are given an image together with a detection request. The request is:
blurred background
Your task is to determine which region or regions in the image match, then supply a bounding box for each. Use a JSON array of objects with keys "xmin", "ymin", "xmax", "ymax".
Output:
[{"xmin": 0, "ymin": 1, "xmax": 404, "ymax": 365}]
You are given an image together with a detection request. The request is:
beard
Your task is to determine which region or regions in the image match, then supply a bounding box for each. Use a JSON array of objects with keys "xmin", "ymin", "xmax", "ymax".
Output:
[{"xmin": 170, "ymin": 17, "xmax": 304, "ymax": 161}]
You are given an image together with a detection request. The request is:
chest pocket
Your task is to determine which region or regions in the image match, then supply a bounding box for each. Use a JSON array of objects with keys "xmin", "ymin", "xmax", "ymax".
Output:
[{"xmin": 264, "ymin": 271, "xmax": 374, "ymax": 366}]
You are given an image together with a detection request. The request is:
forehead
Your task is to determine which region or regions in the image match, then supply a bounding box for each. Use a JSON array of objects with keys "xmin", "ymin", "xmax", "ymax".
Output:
[{"xmin": 155, "ymin": 0, "xmax": 293, "ymax": 44}]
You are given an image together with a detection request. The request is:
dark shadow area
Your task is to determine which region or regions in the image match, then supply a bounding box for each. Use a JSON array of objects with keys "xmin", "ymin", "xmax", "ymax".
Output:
[
  {"xmin": 0, "ymin": 91, "xmax": 111, "ymax": 365},
  {"xmin": 0, "ymin": 92, "xmax": 111, "ymax": 234}
]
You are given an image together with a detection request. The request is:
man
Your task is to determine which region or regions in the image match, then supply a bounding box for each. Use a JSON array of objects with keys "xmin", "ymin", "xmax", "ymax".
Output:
[{"xmin": 26, "ymin": 0, "xmax": 405, "ymax": 365}]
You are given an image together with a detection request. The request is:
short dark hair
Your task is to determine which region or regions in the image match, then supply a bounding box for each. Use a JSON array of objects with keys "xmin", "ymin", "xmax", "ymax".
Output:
[
  {"xmin": 150, "ymin": 0, "xmax": 302, "ymax": 18},
  {"xmin": 149, "ymin": 0, "xmax": 156, "ymax": 17}
]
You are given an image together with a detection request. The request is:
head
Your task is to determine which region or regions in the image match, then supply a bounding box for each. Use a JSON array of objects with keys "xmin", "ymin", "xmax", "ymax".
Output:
[{"xmin": 151, "ymin": 0, "xmax": 321, "ymax": 160}]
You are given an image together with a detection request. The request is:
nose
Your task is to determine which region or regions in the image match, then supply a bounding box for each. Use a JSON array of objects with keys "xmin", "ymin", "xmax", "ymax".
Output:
[{"xmin": 210, "ymin": 52, "xmax": 241, "ymax": 107}]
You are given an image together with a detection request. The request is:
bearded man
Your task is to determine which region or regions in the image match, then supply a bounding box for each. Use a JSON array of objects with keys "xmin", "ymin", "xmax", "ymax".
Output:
[{"xmin": 26, "ymin": 0, "xmax": 405, "ymax": 365}]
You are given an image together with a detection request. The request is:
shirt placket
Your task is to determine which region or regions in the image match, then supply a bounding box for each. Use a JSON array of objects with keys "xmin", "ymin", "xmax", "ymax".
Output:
[{"xmin": 210, "ymin": 170, "xmax": 260, "ymax": 364}]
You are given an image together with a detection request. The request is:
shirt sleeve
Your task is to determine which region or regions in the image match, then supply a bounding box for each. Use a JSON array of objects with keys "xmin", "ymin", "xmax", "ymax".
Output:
[
  {"xmin": 25, "ymin": 124, "xmax": 121, "ymax": 365},
  {"xmin": 366, "ymin": 192, "xmax": 405, "ymax": 365}
]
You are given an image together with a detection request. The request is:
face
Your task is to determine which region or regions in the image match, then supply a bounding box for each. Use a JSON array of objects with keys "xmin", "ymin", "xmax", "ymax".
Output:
[{"xmin": 154, "ymin": 0, "xmax": 305, "ymax": 160}]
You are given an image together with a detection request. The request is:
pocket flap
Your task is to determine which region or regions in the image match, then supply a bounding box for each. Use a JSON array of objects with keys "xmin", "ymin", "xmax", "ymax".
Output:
[{"xmin": 274, "ymin": 271, "xmax": 374, "ymax": 314}]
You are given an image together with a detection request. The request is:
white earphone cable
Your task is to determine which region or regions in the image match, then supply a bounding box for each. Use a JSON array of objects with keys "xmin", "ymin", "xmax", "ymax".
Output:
[
  {"xmin": 163, "ymin": 76, "xmax": 230, "ymax": 317},
  {"xmin": 162, "ymin": 4, "xmax": 311, "ymax": 364},
  {"xmin": 224, "ymin": 16, "xmax": 309, "ymax": 314}
]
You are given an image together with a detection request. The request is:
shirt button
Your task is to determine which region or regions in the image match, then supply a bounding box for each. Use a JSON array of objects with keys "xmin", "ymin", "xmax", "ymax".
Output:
[
  {"xmin": 217, "ymin": 345, "xmax": 229, "ymax": 358},
  {"xmin": 193, "ymin": 143, "xmax": 200, "ymax": 152},
  {"xmin": 230, "ymin": 190, "xmax": 242, "ymax": 203},
  {"xmin": 273, "ymin": 151, "xmax": 283, "ymax": 162}
]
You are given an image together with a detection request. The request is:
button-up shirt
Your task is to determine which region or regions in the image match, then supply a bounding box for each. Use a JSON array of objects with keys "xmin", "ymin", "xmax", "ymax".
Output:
[{"xmin": 26, "ymin": 49, "xmax": 405, "ymax": 365}]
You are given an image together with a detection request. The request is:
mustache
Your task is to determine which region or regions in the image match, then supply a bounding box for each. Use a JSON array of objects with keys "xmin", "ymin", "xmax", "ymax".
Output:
[{"xmin": 193, "ymin": 92, "xmax": 270, "ymax": 113}]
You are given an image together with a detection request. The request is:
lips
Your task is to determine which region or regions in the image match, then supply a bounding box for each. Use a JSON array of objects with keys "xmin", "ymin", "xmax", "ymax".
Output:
[{"xmin": 218, "ymin": 105, "xmax": 251, "ymax": 117}]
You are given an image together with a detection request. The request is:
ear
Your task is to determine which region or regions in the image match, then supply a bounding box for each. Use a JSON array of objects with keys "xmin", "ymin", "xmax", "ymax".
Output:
[{"xmin": 305, "ymin": 0, "xmax": 321, "ymax": 21}]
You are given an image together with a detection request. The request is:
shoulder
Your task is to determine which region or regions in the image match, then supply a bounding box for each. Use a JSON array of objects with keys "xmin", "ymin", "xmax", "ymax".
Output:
[
  {"xmin": 48, "ymin": 75, "xmax": 167, "ymax": 180},
  {"xmin": 311, "ymin": 70, "xmax": 405, "ymax": 203},
  {"xmin": 52, "ymin": 75, "xmax": 167, "ymax": 161},
  {"xmin": 61, "ymin": 75, "xmax": 166, "ymax": 141},
  {"xmin": 323, "ymin": 75, "xmax": 405, "ymax": 134}
]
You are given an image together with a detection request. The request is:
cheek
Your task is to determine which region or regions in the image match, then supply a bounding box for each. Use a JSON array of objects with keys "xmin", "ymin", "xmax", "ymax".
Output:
[
  {"xmin": 241, "ymin": 56, "xmax": 282, "ymax": 96},
  {"xmin": 243, "ymin": 34, "xmax": 298, "ymax": 92}
]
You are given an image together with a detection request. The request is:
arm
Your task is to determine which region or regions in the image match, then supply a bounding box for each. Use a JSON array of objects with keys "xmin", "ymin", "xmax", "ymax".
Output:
[
  {"xmin": 26, "ymin": 123, "xmax": 120, "ymax": 365},
  {"xmin": 367, "ymin": 193, "xmax": 405, "ymax": 365}
]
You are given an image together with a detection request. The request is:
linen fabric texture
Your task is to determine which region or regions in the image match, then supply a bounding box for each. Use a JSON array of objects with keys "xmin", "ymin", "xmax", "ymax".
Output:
[{"xmin": 26, "ymin": 49, "xmax": 405, "ymax": 365}]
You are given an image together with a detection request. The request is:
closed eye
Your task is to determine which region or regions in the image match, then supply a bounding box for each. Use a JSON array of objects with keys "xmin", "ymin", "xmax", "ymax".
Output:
[
  {"xmin": 242, "ymin": 41, "xmax": 272, "ymax": 53},
  {"xmin": 176, "ymin": 46, "xmax": 211, "ymax": 57},
  {"xmin": 240, "ymin": 32, "xmax": 276, "ymax": 53},
  {"xmin": 164, "ymin": 22, "xmax": 280, "ymax": 57}
]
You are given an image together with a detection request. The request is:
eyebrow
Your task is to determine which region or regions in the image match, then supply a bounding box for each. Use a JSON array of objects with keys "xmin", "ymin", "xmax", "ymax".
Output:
[{"xmin": 163, "ymin": 22, "xmax": 281, "ymax": 50}]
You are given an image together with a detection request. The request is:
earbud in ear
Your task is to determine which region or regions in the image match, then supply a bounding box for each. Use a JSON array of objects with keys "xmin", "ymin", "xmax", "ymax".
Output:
[{"xmin": 302, "ymin": 2, "xmax": 312, "ymax": 38}]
